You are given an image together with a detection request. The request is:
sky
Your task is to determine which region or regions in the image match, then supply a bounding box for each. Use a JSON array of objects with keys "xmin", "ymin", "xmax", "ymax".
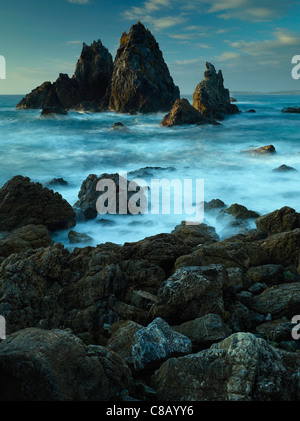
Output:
[{"xmin": 1, "ymin": 0, "xmax": 300, "ymax": 94}]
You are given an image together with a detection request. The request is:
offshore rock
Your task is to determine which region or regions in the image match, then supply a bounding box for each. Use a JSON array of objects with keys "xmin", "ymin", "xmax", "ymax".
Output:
[
  {"xmin": 17, "ymin": 40, "xmax": 113, "ymax": 111},
  {"xmin": 193, "ymin": 62, "xmax": 239, "ymax": 120},
  {"xmin": 109, "ymin": 22, "xmax": 180, "ymax": 114},
  {"xmin": 161, "ymin": 98, "xmax": 217, "ymax": 127}
]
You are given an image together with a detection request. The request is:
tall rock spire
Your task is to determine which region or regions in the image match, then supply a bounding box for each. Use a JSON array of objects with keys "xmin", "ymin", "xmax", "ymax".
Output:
[{"xmin": 109, "ymin": 22, "xmax": 180, "ymax": 114}]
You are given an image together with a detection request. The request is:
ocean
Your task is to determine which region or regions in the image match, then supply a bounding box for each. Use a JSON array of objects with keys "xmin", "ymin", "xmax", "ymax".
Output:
[{"xmin": 0, "ymin": 94, "xmax": 299, "ymax": 247}]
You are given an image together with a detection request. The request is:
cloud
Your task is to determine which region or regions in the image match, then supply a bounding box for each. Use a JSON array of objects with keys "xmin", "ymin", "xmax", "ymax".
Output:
[
  {"xmin": 175, "ymin": 58, "xmax": 202, "ymax": 65},
  {"xmin": 207, "ymin": 0, "xmax": 295, "ymax": 21},
  {"xmin": 216, "ymin": 51, "xmax": 241, "ymax": 61}
]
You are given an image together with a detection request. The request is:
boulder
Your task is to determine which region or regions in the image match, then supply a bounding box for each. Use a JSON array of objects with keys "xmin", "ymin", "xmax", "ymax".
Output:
[
  {"xmin": 193, "ymin": 62, "xmax": 239, "ymax": 120},
  {"xmin": 171, "ymin": 221, "xmax": 219, "ymax": 248},
  {"xmin": 259, "ymin": 229, "xmax": 300, "ymax": 271},
  {"xmin": 74, "ymin": 173, "xmax": 148, "ymax": 221},
  {"xmin": 219, "ymin": 203, "xmax": 260, "ymax": 220},
  {"xmin": 41, "ymin": 107, "xmax": 67, "ymax": 116},
  {"xmin": 204, "ymin": 198, "xmax": 227, "ymax": 211},
  {"xmin": 273, "ymin": 164, "xmax": 297, "ymax": 172},
  {"xmin": 151, "ymin": 332, "xmax": 296, "ymax": 401},
  {"xmin": 255, "ymin": 206, "xmax": 300, "ymax": 236},
  {"xmin": 243, "ymin": 145, "xmax": 276, "ymax": 155},
  {"xmin": 161, "ymin": 98, "xmax": 216, "ymax": 127},
  {"xmin": 0, "ymin": 176, "xmax": 76, "ymax": 231},
  {"xmin": 252, "ymin": 283, "xmax": 300, "ymax": 319},
  {"xmin": 0, "ymin": 328, "xmax": 132, "ymax": 401},
  {"xmin": 0, "ymin": 224, "xmax": 53, "ymax": 262},
  {"xmin": 255, "ymin": 318, "xmax": 294, "ymax": 343},
  {"xmin": 173, "ymin": 313, "xmax": 231, "ymax": 350},
  {"xmin": 281, "ymin": 107, "xmax": 300, "ymax": 113},
  {"xmin": 175, "ymin": 240, "xmax": 268, "ymax": 270},
  {"xmin": 131, "ymin": 317, "xmax": 192, "ymax": 371},
  {"xmin": 44, "ymin": 178, "xmax": 69, "ymax": 187},
  {"xmin": 68, "ymin": 230, "xmax": 93, "ymax": 244},
  {"xmin": 150, "ymin": 265, "xmax": 227, "ymax": 324},
  {"xmin": 245, "ymin": 264, "xmax": 284, "ymax": 288},
  {"xmin": 107, "ymin": 320, "xmax": 143, "ymax": 365},
  {"xmin": 109, "ymin": 22, "xmax": 180, "ymax": 114}
]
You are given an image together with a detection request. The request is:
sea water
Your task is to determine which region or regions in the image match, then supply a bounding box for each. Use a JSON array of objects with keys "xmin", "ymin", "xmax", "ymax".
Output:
[{"xmin": 0, "ymin": 94, "xmax": 299, "ymax": 247}]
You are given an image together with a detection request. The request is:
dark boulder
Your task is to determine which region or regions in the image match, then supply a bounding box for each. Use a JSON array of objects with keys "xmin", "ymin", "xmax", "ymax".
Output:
[
  {"xmin": 109, "ymin": 22, "xmax": 180, "ymax": 114},
  {"xmin": 0, "ymin": 328, "xmax": 132, "ymax": 401},
  {"xmin": 281, "ymin": 107, "xmax": 300, "ymax": 113},
  {"xmin": 0, "ymin": 176, "xmax": 76, "ymax": 231}
]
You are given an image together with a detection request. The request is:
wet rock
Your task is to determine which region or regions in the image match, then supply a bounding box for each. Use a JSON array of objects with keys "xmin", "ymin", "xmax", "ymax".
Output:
[
  {"xmin": 246, "ymin": 109, "xmax": 256, "ymax": 113},
  {"xmin": 226, "ymin": 267, "xmax": 244, "ymax": 288},
  {"xmin": 243, "ymin": 145, "xmax": 276, "ymax": 155},
  {"xmin": 259, "ymin": 229, "xmax": 300, "ymax": 271},
  {"xmin": 255, "ymin": 207, "xmax": 300, "ymax": 236},
  {"xmin": 252, "ymin": 283, "xmax": 300, "ymax": 319},
  {"xmin": 130, "ymin": 290, "xmax": 158, "ymax": 311},
  {"xmin": 219, "ymin": 203, "xmax": 260, "ymax": 220},
  {"xmin": 0, "ymin": 224, "xmax": 53, "ymax": 262},
  {"xmin": 204, "ymin": 198, "xmax": 227, "ymax": 211},
  {"xmin": 110, "ymin": 122, "xmax": 127, "ymax": 130},
  {"xmin": 226, "ymin": 301, "xmax": 253, "ymax": 332},
  {"xmin": 74, "ymin": 173, "xmax": 147, "ymax": 221},
  {"xmin": 161, "ymin": 98, "xmax": 217, "ymax": 127},
  {"xmin": 255, "ymin": 318, "xmax": 294, "ymax": 343},
  {"xmin": 107, "ymin": 320, "xmax": 143, "ymax": 366},
  {"xmin": 193, "ymin": 62, "xmax": 239, "ymax": 120},
  {"xmin": 281, "ymin": 107, "xmax": 300, "ymax": 113},
  {"xmin": 41, "ymin": 107, "xmax": 68, "ymax": 116},
  {"xmin": 230, "ymin": 97, "xmax": 237, "ymax": 102},
  {"xmin": 245, "ymin": 264, "xmax": 284, "ymax": 288},
  {"xmin": 16, "ymin": 82, "xmax": 55, "ymax": 110},
  {"xmin": 122, "ymin": 233, "xmax": 191, "ymax": 276},
  {"xmin": 68, "ymin": 230, "xmax": 93, "ymax": 244},
  {"xmin": 0, "ymin": 176, "xmax": 76, "ymax": 231},
  {"xmin": 172, "ymin": 221, "xmax": 219, "ymax": 248},
  {"xmin": 151, "ymin": 332, "xmax": 296, "ymax": 401},
  {"xmin": 109, "ymin": 22, "xmax": 180, "ymax": 114},
  {"xmin": 132, "ymin": 317, "xmax": 192, "ymax": 371},
  {"xmin": 173, "ymin": 313, "xmax": 231, "ymax": 350},
  {"xmin": 175, "ymin": 240, "xmax": 268, "ymax": 270},
  {"xmin": 150, "ymin": 265, "xmax": 227, "ymax": 324},
  {"xmin": 0, "ymin": 328, "xmax": 132, "ymax": 401},
  {"xmin": 273, "ymin": 164, "xmax": 297, "ymax": 172}
]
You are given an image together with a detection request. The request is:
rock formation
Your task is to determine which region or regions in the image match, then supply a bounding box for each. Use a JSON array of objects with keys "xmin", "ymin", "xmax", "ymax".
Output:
[
  {"xmin": 193, "ymin": 62, "xmax": 239, "ymax": 120},
  {"xmin": 17, "ymin": 40, "xmax": 113, "ymax": 112},
  {"xmin": 161, "ymin": 98, "xmax": 217, "ymax": 127},
  {"xmin": 0, "ymin": 176, "xmax": 76, "ymax": 231},
  {"xmin": 109, "ymin": 22, "xmax": 180, "ymax": 114}
]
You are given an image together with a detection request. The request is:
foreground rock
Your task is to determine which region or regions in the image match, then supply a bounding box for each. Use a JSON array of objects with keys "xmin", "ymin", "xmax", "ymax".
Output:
[
  {"xmin": 150, "ymin": 265, "xmax": 227, "ymax": 324},
  {"xmin": 151, "ymin": 332, "xmax": 296, "ymax": 401},
  {"xmin": 74, "ymin": 173, "xmax": 148, "ymax": 220},
  {"xmin": 172, "ymin": 221, "xmax": 219, "ymax": 247},
  {"xmin": 161, "ymin": 98, "xmax": 217, "ymax": 127},
  {"xmin": 193, "ymin": 62, "xmax": 239, "ymax": 120},
  {"xmin": 17, "ymin": 40, "xmax": 113, "ymax": 111},
  {"xmin": 0, "ymin": 328, "xmax": 132, "ymax": 401},
  {"xmin": 255, "ymin": 206, "xmax": 300, "ymax": 236},
  {"xmin": 0, "ymin": 176, "xmax": 76, "ymax": 231},
  {"xmin": 219, "ymin": 203, "xmax": 260, "ymax": 220},
  {"xmin": 109, "ymin": 22, "xmax": 180, "ymax": 114},
  {"xmin": 0, "ymin": 225, "xmax": 53, "ymax": 262},
  {"xmin": 132, "ymin": 317, "xmax": 192, "ymax": 371},
  {"xmin": 273, "ymin": 164, "xmax": 297, "ymax": 172}
]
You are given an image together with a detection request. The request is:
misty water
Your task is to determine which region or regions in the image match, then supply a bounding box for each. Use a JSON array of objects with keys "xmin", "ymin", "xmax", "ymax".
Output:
[{"xmin": 0, "ymin": 94, "xmax": 300, "ymax": 248}]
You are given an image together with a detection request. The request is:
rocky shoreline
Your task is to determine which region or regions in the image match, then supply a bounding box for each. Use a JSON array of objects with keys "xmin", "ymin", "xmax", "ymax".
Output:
[{"xmin": 0, "ymin": 173, "xmax": 299, "ymax": 401}]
